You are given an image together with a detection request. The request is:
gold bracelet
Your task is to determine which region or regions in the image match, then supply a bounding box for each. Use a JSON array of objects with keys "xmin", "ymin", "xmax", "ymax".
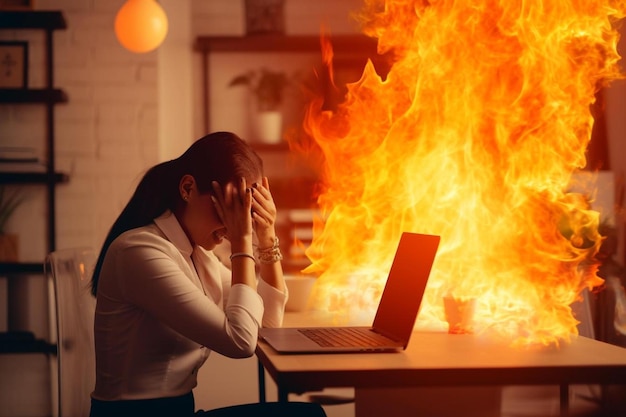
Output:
[
  {"xmin": 255, "ymin": 237, "xmax": 283, "ymax": 264},
  {"xmin": 256, "ymin": 236, "xmax": 280, "ymax": 253},
  {"xmin": 257, "ymin": 249, "xmax": 283, "ymax": 264},
  {"xmin": 230, "ymin": 252, "xmax": 256, "ymax": 263}
]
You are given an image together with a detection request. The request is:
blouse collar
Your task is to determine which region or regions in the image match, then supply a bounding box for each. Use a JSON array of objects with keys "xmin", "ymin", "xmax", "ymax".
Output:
[{"xmin": 153, "ymin": 210, "xmax": 193, "ymax": 258}]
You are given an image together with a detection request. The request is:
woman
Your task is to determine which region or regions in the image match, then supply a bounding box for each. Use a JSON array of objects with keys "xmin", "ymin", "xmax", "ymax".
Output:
[{"xmin": 89, "ymin": 132, "xmax": 287, "ymax": 416}]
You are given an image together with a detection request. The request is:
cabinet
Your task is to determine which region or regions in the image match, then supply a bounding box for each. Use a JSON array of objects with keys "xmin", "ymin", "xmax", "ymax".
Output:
[{"xmin": 0, "ymin": 11, "xmax": 68, "ymax": 354}]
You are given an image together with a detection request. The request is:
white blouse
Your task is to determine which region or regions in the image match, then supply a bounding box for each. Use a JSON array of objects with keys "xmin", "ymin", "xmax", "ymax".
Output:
[{"xmin": 92, "ymin": 211, "xmax": 286, "ymax": 401}]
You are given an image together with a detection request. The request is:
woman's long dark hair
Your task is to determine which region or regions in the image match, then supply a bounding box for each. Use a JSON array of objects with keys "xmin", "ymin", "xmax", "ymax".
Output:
[{"xmin": 90, "ymin": 132, "xmax": 263, "ymax": 295}]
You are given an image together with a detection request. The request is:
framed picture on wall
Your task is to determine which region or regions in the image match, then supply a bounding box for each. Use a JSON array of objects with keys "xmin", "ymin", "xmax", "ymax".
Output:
[
  {"xmin": 244, "ymin": 0, "xmax": 285, "ymax": 35},
  {"xmin": 0, "ymin": 41, "xmax": 28, "ymax": 88}
]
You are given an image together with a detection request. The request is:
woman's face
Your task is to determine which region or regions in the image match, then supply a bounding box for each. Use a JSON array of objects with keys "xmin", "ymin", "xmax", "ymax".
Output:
[
  {"xmin": 185, "ymin": 191, "xmax": 226, "ymax": 250},
  {"xmin": 177, "ymin": 174, "xmax": 259, "ymax": 250}
]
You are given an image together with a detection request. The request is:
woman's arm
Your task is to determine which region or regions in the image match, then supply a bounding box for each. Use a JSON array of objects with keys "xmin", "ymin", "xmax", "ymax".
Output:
[
  {"xmin": 212, "ymin": 179, "xmax": 257, "ymax": 290},
  {"xmin": 251, "ymin": 177, "xmax": 286, "ymax": 293},
  {"xmin": 117, "ymin": 237, "xmax": 262, "ymax": 358},
  {"xmin": 215, "ymin": 257, "xmax": 286, "ymax": 329}
]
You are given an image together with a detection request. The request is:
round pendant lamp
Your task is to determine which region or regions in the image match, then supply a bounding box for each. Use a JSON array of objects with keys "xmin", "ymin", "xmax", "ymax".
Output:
[{"xmin": 115, "ymin": 0, "xmax": 168, "ymax": 53}]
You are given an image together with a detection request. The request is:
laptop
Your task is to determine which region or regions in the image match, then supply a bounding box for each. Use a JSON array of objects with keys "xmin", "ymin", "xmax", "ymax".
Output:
[{"xmin": 259, "ymin": 232, "xmax": 440, "ymax": 353}]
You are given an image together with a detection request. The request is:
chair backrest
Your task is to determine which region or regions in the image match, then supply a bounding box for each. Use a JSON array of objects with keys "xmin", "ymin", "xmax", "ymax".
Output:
[{"xmin": 45, "ymin": 248, "xmax": 97, "ymax": 417}]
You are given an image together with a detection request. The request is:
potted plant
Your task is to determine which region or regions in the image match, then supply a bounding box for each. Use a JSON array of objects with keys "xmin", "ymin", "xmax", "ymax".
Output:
[
  {"xmin": 229, "ymin": 67, "xmax": 289, "ymax": 111},
  {"xmin": 229, "ymin": 68, "xmax": 290, "ymax": 144},
  {"xmin": 0, "ymin": 186, "xmax": 25, "ymax": 262}
]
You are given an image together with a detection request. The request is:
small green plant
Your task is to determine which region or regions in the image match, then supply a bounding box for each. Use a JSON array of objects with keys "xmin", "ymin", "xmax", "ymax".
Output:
[
  {"xmin": 0, "ymin": 186, "xmax": 25, "ymax": 235},
  {"xmin": 229, "ymin": 68, "xmax": 290, "ymax": 112}
]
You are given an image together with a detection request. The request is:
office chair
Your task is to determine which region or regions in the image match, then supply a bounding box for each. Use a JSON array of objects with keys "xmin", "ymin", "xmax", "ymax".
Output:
[
  {"xmin": 199, "ymin": 401, "xmax": 327, "ymax": 416},
  {"xmin": 46, "ymin": 247, "xmax": 97, "ymax": 417}
]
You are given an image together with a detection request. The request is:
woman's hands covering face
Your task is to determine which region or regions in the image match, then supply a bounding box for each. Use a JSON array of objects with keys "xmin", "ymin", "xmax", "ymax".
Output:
[
  {"xmin": 211, "ymin": 178, "xmax": 253, "ymax": 245},
  {"xmin": 251, "ymin": 177, "xmax": 278, "ymax": 246}
]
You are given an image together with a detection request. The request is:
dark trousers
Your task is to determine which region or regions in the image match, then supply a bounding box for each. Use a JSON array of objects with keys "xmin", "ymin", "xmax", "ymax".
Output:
[{"xmin": 90, "ymin": 392, "xmax": 195, "ymax": 417}]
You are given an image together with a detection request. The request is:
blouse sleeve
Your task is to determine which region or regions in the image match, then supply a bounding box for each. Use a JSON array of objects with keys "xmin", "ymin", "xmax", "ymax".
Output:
[
  {"xmin": 258, "ymin": 279, "xmax": 287, "ymax": 328},
  {"xmin": 214, "ymin": 253, "xmax": 287, "ymax": 328},
  {"xmin": 114, "ymin": 234, "xmax": 263, "ymax": 358}
]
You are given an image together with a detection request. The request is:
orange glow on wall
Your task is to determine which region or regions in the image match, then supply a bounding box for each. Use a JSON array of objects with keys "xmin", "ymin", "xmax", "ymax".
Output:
[
  {"xmin": 299, "ymin": 0, "xmax": 625, "ymax": 347},
  {"xmin": 114, "ymin": 0, "xmax": 168, "ymax": 53}
]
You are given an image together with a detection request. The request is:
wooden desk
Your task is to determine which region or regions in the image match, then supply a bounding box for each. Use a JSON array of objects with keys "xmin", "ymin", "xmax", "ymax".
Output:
[{"xmin": 256, "ymin": 330, "xmax": 626, "ymax": 415}]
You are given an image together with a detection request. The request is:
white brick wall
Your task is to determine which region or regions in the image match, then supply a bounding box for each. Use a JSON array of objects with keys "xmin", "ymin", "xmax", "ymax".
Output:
[{"xmin": 54, "ymin": 1, "xmax": 160, "ymax": 254}]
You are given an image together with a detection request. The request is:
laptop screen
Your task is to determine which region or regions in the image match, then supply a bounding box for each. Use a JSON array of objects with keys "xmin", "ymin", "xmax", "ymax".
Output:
[{"xmin": 372, "ymin": 233, "xmax": 440, "ymax": 347}]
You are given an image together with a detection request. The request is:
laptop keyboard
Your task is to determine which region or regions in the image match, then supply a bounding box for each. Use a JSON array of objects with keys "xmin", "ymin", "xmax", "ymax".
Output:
[{"xmin": 298, "ymin": 327, "xmax": 393, "ymax": 348}]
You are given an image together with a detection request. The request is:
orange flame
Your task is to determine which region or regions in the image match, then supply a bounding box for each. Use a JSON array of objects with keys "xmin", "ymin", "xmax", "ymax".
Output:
[{"xmin": 299, "ymin": 0, "xmax": 626, "ymax": 346}]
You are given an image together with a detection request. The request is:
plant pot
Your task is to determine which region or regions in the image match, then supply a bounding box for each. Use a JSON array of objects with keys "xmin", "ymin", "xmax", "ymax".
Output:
[
  {"xmin": 254, "ymin": 111, "xmax": 283, "ymax": 144},
  {"xmin": 0, "ymin": 234, "xmax": 19, "ymax": 261}
]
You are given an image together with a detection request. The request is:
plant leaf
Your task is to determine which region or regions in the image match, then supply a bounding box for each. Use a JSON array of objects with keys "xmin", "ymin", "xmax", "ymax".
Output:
[
  {"xmin": 229, "ymin": 74, "xmax": 252, "ymax": 87},
  {"xmin": 0, "ymin": 187, "xmax": 27, "ymax": 234}
]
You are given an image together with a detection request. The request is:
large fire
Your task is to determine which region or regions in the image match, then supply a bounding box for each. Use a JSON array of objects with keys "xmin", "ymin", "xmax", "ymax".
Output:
[{"xmin": 297, "ymin": 0, "xmax": 625, "ymax": 346}]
